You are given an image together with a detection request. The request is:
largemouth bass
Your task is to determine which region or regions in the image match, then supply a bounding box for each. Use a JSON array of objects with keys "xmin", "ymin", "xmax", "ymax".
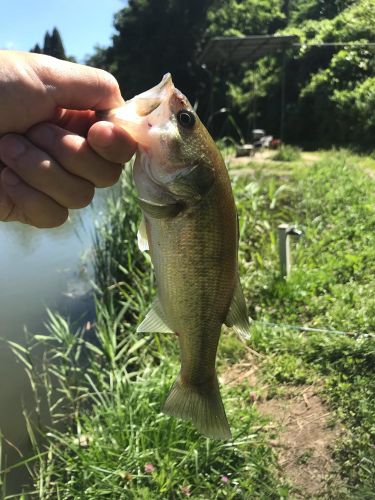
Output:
[{"xmin": 104, "ymin": 74, "xmax": 250, "ymax": 440}]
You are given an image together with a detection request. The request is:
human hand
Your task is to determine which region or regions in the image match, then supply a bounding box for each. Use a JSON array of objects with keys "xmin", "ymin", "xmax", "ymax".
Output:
[{"xmin": 0, "ymin": 51, "xmax": 136, "ymax": 227}]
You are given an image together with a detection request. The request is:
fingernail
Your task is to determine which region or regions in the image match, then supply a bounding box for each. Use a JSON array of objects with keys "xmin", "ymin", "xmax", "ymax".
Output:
[
  {"xmin": 3, "ymin": 168, "xmax": 21, "ymax": 186},
  {"xmin": 0, "ymin": 135, "xmax": 26, "ymax": 160}
]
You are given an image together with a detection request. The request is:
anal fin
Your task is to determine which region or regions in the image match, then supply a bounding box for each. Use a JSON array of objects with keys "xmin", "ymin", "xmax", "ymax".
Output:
[
  {"xmin": 137, "ymin": 297, "xmax": 173, "ymax": 333},
  {"xmin": 225, "ymin": 275, "xmax": 251, "ymax": 340}
]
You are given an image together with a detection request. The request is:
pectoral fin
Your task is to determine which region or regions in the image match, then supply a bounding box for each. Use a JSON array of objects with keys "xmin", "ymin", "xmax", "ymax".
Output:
[
  {"xmin": 225, "ymin": 275, "xmax": 251, "ymax": 340},
  {"xmin": 137, "ymin": 298, "xmax": 174, "ymax": 333},
  {"xmin": 166, "ymin": 163, "xmax": 215, "ymax": 201},
  {"xmin": 137, "ymin": 215, "xmax": 149, "ymax": 252},
  {"xmin": 137, "ymin": 197, "xmax": 182, "ymax": 219}
]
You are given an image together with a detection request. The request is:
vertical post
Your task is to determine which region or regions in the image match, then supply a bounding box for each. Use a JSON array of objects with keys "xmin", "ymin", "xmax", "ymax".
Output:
[
  {"xmin": 278, "ymin": 224, "xmax": 302, "ymax": 278},
  {"xmin": 280, "ymin": 49, "xmax": 287, "ymax": 142},
  {"xmin": 253, "ymin": 66, "xmax": 257, "ymax": 134},
  {"xmin": 278, "ymin": 223, "xmax": 290, "ymax": 278}
]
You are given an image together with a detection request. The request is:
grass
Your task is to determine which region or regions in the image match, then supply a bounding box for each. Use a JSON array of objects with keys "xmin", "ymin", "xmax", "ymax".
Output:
[
  {"xmin": 272, "ymin": 145, "xmax": 302, "ymax": 162},
  {"xmin": 235, "ymin": 150, "xmax": 375, "ymax": 497},
  {"xmin": 1, "ymin": 151, "xmax": 374, "ymax": 498}
]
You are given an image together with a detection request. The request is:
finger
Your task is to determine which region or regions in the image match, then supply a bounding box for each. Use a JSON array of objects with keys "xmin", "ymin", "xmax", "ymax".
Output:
[
  {"xmin": 29, "ymin": 53, "xmax": 124, "ymax": 110},
  {"xmin": 0, "ymin": 134, "xmax": 95, "ymax": 209},
  {"xmin": 52, "ymin": 109, "xmax": 97, "ymax": 137},
  {"xmin": 1, "ymin": 168, "xmax": 68, "ymax": 228},
  {"xmin": 27, "ymin": 123, "xmax": 125, "ymax": 188},
  {"xmin": 87, "ymin": 121, "xmax": 136, "ymax": 164}
]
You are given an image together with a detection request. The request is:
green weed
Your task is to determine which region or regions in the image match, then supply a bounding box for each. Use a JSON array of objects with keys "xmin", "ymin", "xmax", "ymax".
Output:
[
  {"xmin": 272, "ymin": 145, "xmax": 302, "ymax": 162},
  {"xmin": 2, "ymin": 151, "xmax": 375, "ymax": 499}
]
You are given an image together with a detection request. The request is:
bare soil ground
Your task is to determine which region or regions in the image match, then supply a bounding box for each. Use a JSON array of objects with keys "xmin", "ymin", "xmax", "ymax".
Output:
[
  {"xmin": 226, "ymin": 150, "xmax": 320, "ymax": 166},
  {"xmin": 222, "ymin": 355, "xmax": 343, "ymax": 498}
]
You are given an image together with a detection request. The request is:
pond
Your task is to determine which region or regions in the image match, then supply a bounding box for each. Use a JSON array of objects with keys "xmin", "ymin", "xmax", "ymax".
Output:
[{"xmin": 0, "ymin": 190, "xmax": 110, "ymax": 493}]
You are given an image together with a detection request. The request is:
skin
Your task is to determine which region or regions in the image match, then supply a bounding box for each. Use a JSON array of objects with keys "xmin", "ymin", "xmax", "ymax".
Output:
[{"xmin": 0, "ymin": 51, "xmax": 136, "ymax": 228}]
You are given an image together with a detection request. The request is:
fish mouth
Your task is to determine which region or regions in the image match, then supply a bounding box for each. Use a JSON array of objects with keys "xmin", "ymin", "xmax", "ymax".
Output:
[
  {"xmin": 98, "ymin": 74, "xmax": 178, "ymax": 145},
  {"xmin": 134, "ymin": 73, "xmax": 174, "ymax": 116},
  {"xmin": 96, "ymin": 74, "xmax": 174, "ymax": 122}
]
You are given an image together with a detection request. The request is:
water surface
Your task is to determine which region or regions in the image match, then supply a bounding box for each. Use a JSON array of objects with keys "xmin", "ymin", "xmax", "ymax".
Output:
[{"xmin": 0, "ymin": 192, "xmax": 109, "ymax": 492}]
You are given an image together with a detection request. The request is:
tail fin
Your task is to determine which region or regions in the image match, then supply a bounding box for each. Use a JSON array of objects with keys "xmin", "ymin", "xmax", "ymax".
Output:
[{"xmin": 162, "ymin": 373, "xmax": 232, "ymax": 440}]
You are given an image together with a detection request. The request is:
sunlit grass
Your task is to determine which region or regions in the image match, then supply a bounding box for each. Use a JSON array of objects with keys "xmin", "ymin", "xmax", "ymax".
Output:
[{"xmin": 2, "ymin": 151, "xmax": 375, "ymax": 498}]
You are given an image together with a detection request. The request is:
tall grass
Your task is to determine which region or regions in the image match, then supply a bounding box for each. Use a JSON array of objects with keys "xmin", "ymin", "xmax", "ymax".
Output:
[
  {"xmin": 272, "ymin": 145, "xmax": 301, "ymax": 162},
  {"xmin": 1, "ymin": 168, "xmax": 288, "ymax": 499},
  {"xmin": 237, "ymin": 151, "xmax": 375, "ymax": 497},
  {"xmin": 2, "ymin": 152, "xmax": 374, "ymax": 498}
]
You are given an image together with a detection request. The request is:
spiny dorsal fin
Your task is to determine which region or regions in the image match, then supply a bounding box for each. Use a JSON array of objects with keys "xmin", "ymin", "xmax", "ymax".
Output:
[
  {"xmin": 137, "ymin": 297, "xmax": 173, "ymax": 333},
  {"xmin": 225, "ymin": 275, "xmax": 251, "ymax": 340}
]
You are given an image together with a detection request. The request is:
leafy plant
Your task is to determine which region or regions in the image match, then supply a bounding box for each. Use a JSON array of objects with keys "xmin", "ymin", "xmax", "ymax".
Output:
[{"xmin": 272, "ymin": 145, "xmax": 302, "ymax": 162}]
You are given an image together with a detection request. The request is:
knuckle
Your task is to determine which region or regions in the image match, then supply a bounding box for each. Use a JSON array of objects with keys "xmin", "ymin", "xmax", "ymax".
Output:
[
  {"xmin": 28, "ymin": 122, "xmax": 48, "ymax": 136},
  {"xmin": 36, "ymin": 208, "xmax": 69, "ymax": 229},
  {"xmin": 54, "ymin": 209, "xmax": 69, "ymax": 227},
  {"xmin": 96, "ymin": 165, "xmax": 122, "ymax": 188},
  {"xmin": 70, "ymin": 182, "xmax": 95, "ymax": 208},
  {"xmin": 39, "ymin": 158, "xmax": 53, "ymax": 172},
  {"xmin": 98, "ymin": 69, "xmax": 119, "ymax": 92},
  {"xmin": 27, "ymin": 123, "xmax": 55, "ymax": 147}
]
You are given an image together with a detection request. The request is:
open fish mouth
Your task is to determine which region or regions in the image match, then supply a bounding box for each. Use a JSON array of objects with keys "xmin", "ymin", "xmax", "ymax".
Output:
[
  {"xmin": 96, "ymin": 73, "xmax": 176, "ymax": 145},
  {"xmin": 131, "ymin": 73, "xmax": 174, "ymax": 116},
  {"xmin": 97, "ymin": 73, "xmax": 173, "ymax": 120}
]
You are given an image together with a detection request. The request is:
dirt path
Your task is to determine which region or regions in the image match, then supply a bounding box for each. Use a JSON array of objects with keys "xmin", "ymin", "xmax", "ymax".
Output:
[{"xmin": 222, "ymin": 355, "xmax": 343, "ymax": 498}]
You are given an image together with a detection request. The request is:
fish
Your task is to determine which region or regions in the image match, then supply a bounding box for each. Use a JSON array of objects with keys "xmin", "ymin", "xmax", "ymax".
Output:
[{"xmin": 103, "ymin": 74, "xmax": 250, "ymax": 440}]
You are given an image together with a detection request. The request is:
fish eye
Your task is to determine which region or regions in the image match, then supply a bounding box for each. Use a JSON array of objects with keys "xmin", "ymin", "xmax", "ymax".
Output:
[{"xmin": 177, "ymin": 110, "xmax": 196, "ymax": 129}]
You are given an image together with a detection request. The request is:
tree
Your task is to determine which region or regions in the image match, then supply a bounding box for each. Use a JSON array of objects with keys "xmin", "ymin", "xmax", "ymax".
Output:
[
  {"xmin": 289, "ymin": 0, "xmax": 356, "ymax": 23},
  {"xmin": 49, "ymin": 28, "xmax": 67, "ymax": 60},
  {"xmin": 30, "ymin": 43, "xmax": 42, "ymax": 54},
  {"xmin": 87, "ymin": 0, "xmax": 374, "ymax": 148},
  {"xmin": 92, "ymin": 0, "xmax": 212, "ymax": 102},
  {"xmin": 207, "ymin": 0, "xmax": 284, "ymax": 37},
  {"xmin": 207, "ymin": 0, "xmax": 375, "ymax": 147},
  {"xmin": 284, "ymin": 0, "xmax": 375, "ymax": 146},
  {"xmin": 30, "ymin": 28, "xmax": 68, "ymax": 61}
]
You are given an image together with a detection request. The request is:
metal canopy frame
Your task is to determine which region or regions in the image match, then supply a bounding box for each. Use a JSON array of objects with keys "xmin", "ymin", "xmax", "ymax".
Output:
[
  {"xmin": 198, "ymin": 35, "xmax": 299, "ymax": 141},
  {"xmin": 198, "ymin": 36, "xmax": 375, "ymax": 142},
  {"xmin": 198, "ymin": 35, "xmax": 298, "ymax": 65}
]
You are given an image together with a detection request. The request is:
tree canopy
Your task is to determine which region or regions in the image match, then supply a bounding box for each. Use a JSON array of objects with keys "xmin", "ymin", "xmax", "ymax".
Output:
[
  {"xmin": 88, "ymin": 0, "xmax": 375, "ymax": 148},
  {"xmin": 30, "ymin": 28, "xmax": 72, "ymax": 61}
]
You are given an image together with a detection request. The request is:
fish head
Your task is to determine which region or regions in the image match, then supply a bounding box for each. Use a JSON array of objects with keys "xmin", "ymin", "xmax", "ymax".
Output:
[{"xmin": 103, "ymin": 74, "xmax": 219, "ymax": 199}]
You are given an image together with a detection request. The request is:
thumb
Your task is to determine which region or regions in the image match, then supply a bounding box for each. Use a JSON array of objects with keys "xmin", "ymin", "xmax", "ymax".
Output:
[{"xmin": 31, "ymin": 53, "xmax": 124, "ymax": 111}]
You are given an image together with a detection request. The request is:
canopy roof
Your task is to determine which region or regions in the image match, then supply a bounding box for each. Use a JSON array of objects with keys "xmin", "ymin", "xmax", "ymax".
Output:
[{"xmin": 198, "ymin": 35, "xmax": 299, "ymax": 65}]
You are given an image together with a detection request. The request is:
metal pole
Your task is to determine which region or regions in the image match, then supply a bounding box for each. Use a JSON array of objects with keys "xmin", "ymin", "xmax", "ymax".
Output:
[
  {"xmin": 253, "ymin": 66, "xmax": 257, "ymax": 134},
  {"xmin": 278, "ymin": 224, "xmax": 289, "ymax": 278},
  {"xmin": 278, "ymin": 224, "xmax": 302, "ymax": 278},
  {"xmin": 280, "ymin": 49, "xmax": 286, "ymax": 142}
]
